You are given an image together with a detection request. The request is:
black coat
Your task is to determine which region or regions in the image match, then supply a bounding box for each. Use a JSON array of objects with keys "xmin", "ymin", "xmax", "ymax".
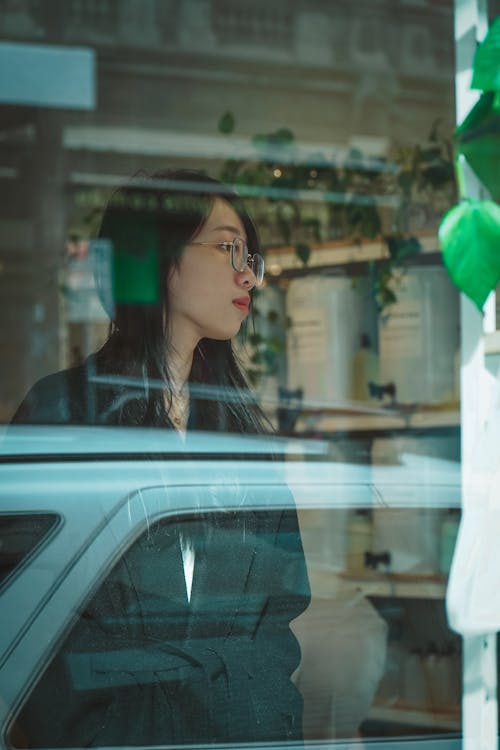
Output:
[{"xmin": 12, "ymin": 361, "xmax": 311, "ymax": 747}]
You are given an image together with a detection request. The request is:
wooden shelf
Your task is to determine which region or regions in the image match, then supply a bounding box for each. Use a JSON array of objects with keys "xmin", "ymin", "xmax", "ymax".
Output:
[
  {"xmin": 369, "ymin": 703, "xmax": 460, "ymax": 731},
  {"xmin": 309, "ymin": 568, "xmax": 448, "ymax": 600},
  {"xmin": 341, "ymin": 571, "xmax": 448, "ymax": 600},
  {"xmin": 291, "ymin": 406, "xmax": 460, "ymax": 435},
  {"xmin": 265, "ymin": 232, "xmax": 440, "ymax": 274}
]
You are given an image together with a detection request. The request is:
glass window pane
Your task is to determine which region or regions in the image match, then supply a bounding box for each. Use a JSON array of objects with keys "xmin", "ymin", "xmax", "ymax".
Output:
[
  {"xmin": 8, "ymin": 510, "xmax": 310, "ymax": 747},
  {"xmin": 297, "ymin": 505, "xmax": 461, "ymax": 742},
  {"xmin": 0, "ymin": 513, "xmax": 59, "ymax": 588},
  {"xmin": 1, "ymin": 0, "xmax": 484, "ymax": 747}
]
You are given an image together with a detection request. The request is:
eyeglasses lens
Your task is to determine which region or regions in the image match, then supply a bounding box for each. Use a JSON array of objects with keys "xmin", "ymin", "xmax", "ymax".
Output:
[
  {"xmin": 252, "ymin": 255, "xmax": 264, "ymax": 286},
  {"xmin": 231, "ymin": 238, "xmax": 246, "ymax": 271},
  {"xmin": 231, "ymin": 238, "xmax": 265, "ymax": 286}
]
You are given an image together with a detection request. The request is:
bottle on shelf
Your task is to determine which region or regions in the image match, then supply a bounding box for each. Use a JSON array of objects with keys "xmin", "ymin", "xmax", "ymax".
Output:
[
  {"xmin": 346, "ymin": 509, "xmax": 373, "ymax": 573},
  {"xmin": 351, "ymin": 333, "xmax": 380, "ymax": 403},
  {"xmin": 403, "ymin": 649, "xmax": 428, "ymax": 708}
]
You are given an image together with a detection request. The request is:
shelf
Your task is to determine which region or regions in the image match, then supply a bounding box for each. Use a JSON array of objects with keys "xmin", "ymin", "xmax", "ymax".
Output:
[
  {"xmin": 265, "ymin": 232, "xmax": 440, "ymax": 274},
  {"xmin": 292, "ymin": 406, "xmax": 460, "ymax": 435},
  {"xmin": 340, "ymin": 571, "xmax": 448, "ymax": 600},
  {"xmin": 368, "ymin": 703, "xmax": 460, "ymax": 731},
  {"xmin": 309, "ymin": 568, "xmax": 448, "ymax": 600}
]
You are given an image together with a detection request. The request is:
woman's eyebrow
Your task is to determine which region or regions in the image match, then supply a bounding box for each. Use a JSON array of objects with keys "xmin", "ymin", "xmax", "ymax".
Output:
[{"xmin": 210, "ymin": 224, "xmax": 245, "ymax": 236}]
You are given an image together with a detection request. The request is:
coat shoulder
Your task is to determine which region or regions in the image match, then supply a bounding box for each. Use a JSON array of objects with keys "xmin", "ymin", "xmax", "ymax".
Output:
[{"xmin": 11, "ymin": 363, "xmax": 90, "ymax": 424}]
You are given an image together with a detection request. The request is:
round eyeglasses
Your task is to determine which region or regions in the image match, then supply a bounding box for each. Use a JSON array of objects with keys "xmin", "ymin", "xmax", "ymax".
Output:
[{"xmin": 190, "ymin": 236, "xmax": 265, "ymax": 287}]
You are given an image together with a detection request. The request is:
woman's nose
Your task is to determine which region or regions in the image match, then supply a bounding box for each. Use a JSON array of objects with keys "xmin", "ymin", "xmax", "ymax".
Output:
[{"xmin": 236, "ymin": 265, "xmax": 256, "ymax": 289}]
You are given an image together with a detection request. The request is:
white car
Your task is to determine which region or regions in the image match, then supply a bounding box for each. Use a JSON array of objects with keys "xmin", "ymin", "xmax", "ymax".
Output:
[{"xmin": 0, "ymin": 426, "xmax": 463, "ymax": 749}]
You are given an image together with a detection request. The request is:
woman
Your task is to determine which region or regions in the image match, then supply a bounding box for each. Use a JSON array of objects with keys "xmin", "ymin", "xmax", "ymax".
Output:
[
  {"xmin": 14, "ymin": 170, "xmax": 265, "ymax": 432},
  {"xmin": 11, "ymin": 170, "xmax": 310, "ymax": 747}
]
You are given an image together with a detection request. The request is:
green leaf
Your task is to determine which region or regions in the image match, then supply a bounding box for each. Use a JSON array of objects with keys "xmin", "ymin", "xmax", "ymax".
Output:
[
  {"xmin": 471, "ymin": 17, "xmax": 500, "ymax": 91},
  {"xmin": 439, "ymin": 200, "xmax": 500, "ymax": 311},
  {"xmin": 295, "ymin": 243, "xmax": 311, "ymax": 265},
  {"xmin": 248, "ymin": 332, "xmax": 263, "ymax": 347},
  {"xmin": 385, "ymin": 235, "xmax": 421, "ymax": 261},
  {"xmin": 218, "ymin": 111, "xmax": 235, "ymax": 134},
  {"xmin": 272, "ymin": 128, "xmax": 295, "ymax": 145},
  {"xmin": 403, "ymin": 236, "xmax": 422, "ymax": 257},
  {"xmin": 455, "ymin": 92, "xmax": 500, "ymax": 198},
  {"xmin": 266, "ymin": 335, "xmax": 283, "ymax": 353},
  {"xmin": 252, "ymin": 127, "xmax": 295, "ymax": 153}
]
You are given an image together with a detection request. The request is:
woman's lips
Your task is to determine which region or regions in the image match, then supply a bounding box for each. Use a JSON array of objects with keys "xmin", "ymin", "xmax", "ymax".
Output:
[{"xmin": 233, "ymin": 297, "xmax": 250, "ymax": 313}]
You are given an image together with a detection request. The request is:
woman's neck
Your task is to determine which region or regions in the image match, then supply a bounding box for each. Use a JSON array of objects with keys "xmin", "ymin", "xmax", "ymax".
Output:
[
  {"xmin": 168, "ymin": 324, "xmax": 198, "ymax": 391},
  {"xmin": 165, "ymin": 340, "xmax": 195, "ymax": 433},
  {"xmin": 169, "ymin": 348, "xmax": 193, "ymax": 395}
]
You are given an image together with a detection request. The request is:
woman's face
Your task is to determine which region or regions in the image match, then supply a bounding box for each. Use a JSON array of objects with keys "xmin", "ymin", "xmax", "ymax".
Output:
[{"xmin": 167, "ymin": 197, "xmax": 256, "ymax": 351}]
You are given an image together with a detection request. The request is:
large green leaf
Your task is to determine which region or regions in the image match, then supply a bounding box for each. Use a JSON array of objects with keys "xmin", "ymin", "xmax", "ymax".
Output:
[
  {"xmin": 439, "ymin": 200, "xmax": 500, "ymax": 311},
  {"xmin": 471, "ymin": 17, "xmax": 500, "ymax": 91},
  {"xmin": 454, "ymin": 92, "xmax": 500, "ymax": 199}
]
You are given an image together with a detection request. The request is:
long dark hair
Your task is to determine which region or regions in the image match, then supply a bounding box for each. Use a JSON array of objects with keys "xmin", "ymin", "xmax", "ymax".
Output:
[{"xmin": 94, "ymin": 169, "xmax": 268, "ymax": 434}]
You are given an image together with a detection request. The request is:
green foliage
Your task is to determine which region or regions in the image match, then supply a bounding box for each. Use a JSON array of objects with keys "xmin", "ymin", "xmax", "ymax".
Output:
[
  {"xmin": 373, "ymin": 262, "xmax": 398, "ymax": 312},
  {"xmin": 218, "ymin": 111, "xmax": 235, "ymax": 134},
  {"xmin": 385, "ymin": 235, "xmax": 421, "ymax": 262},
  {"xmin": 454, "ymin": 18, "xmax": 500, "ymax": 198},
  {"xmin": 243, "ymin": 287, "xmax": 288, "ymax": 383},
  {"xmin": 295, "ymin": 243, "xmax": 311, "ymax": 265},
  {"xmin": 438, "ymin": 18, "xmax": 500, "ymax": 310},
  {"xmin": 439, "ymin": 200, "xmax": 500, "ymax": 311},
  {"xmin": 372, "ymin": 235, "xmax": 422, "ymax": 312},
  {"xmin": 253, "ymin": 127, "xmax": 295, "ymax": 151},
  {"xmin": 394, "ymin": 121, "xmax": 455, "ymax": 200},
  {"xmin": 345, "ymin": 199, "xmax": 381, "ymax": 239},
  {"xmin": 471, "ymin": 17, "xmax": 500, "ymax": 92},
  {"xmin": 217, "ymin": 118, "xmax": 455, "ymax": 326},
  {"xmin": 455, "ymin": 92, "xmax": 500, "ymax": 199}
]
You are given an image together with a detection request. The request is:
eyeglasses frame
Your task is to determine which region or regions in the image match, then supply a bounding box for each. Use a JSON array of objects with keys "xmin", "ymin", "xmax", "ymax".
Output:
[{"xmin": 189, "ymin": 236, "xmax": 265, "ymax": 286}]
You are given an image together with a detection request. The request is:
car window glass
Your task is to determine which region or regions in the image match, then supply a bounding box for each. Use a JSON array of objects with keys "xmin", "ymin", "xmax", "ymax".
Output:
[
  {"xmin": 7, "ymin": 502, "xmax": 462, "ymax": 748},
  {"xmin": 8, "ymin": 509, "xmax": 310, "ymax": 748},
  {"xmin": 0, "ymin": 513, "xmax": 59, "ymax": 588}
]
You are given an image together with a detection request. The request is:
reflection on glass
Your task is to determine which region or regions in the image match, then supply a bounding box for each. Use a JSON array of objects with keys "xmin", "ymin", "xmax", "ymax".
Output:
[
  {"xmin": 10, "ymin": 510, "xmax": 310, "ymax": 747},
  {"xmin": 296, "ymin": 506, "xmax": 462, "ymax": 741}
]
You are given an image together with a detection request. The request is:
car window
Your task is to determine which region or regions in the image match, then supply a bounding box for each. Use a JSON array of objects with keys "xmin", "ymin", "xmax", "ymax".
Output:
[
  {"xmin": 0, "ymin": 513, "xmax": 59, "ymax": 589},
  {"xmin": 7, "ymin": 507, "xmax": 310, "ymax": 748},
  {"xmin": 6, "ymin": 498, "xmax": 462, "ymax": 749}
]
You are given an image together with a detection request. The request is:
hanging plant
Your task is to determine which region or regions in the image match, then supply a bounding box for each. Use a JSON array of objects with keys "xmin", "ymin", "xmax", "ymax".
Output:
[
  {"xmin": 241, "ymin": 286, "xmax": 288, "ymax": 387},
  {"xmin": 217, "ymin": 114, "xmax": 455, "ymax": 322},
  {"xmin": 440, "ymin": 17, "xmax": 500, "ymax": 309}
]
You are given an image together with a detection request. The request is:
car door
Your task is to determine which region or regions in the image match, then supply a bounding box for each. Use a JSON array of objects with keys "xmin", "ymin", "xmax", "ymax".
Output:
[{"xmin": 1, "ymin": 447, "xmax": 464, "ymax": 750}]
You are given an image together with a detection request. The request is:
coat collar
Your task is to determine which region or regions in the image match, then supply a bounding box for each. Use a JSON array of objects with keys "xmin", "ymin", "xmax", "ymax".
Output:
[{"xmin": 185, "ymin": 511, "xmax": 258, "ymax": 641}]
